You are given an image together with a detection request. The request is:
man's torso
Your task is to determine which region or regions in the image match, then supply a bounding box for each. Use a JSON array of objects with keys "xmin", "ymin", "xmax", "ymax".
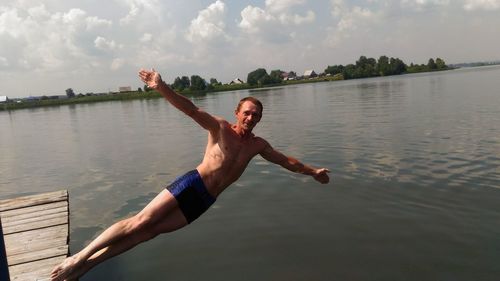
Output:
[{"xmin": 196, "ymin": 120, "xmax": 266, "ymax": 196}]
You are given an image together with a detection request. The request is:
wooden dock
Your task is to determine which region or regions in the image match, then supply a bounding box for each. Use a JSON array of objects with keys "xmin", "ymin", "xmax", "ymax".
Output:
[{"xmin": 0, "ymin": 190, "xmax": 69, "ymax": 281}]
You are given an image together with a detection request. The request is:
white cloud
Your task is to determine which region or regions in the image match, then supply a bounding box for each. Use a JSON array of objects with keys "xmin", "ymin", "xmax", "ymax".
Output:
[
  {"xmin": 239, "ymin": 6, "xmax": 273, "ymax": 33},
  {"xmin": 265, "ymin": 0, "xmax": 307, "ymax": 13},
  {"xmin": 239, "ymin": 0, "xmax": 315, "ymax": 35},
  {"xmin": 0, "ymin": 4, "xmax": 115, "ymax": 73},
  {"xmin": 62, "ymin": 8, "xmax": 86, "ymax": 25},
  {"xmin": 279, "ymin": 10, "xmax": 315, "ymax": 25},
  {"xmin": 119, "ymin": 0, "xmax": 160, "ymax": 25},
  {"xmin": 337, "ymin": 6, "xmax": 375, "ymax": 32},
  {"xmin": 464, "ymin": 0, "xmax": 500, "ymax": 11},
  {"xmin": 186, "ymin": 0, "xmax": 227, "ymax": 43},
  {"xmin": 86, "ymin": 16, "xmax": 112, "ymax": 30},
  {"xmin": 0, "ymin": 7, "xmax": 24, "ymax": 38},
  {"xmin": 27, "ymin": 4, "xmax": 51, "ymax": 20},
  {"xmin": 94, "ymin": 36, "xmax": 119, "ymax": 51},
  {"xmin": 327, "ymin": 1, "xmax": 379, "ymax": 47}
]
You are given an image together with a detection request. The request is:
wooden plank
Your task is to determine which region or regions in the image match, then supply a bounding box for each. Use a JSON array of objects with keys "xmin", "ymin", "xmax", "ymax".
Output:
[
  {"xmin": 0, "ymin": 201, "xmax": 67, "ymax": 219},
  {"xmin": 6, "ymin": 235, "xmax": 67, "ymax": 258},
  {"xmin": 5, "ymin": 225, "xmax": 68, "ymax": 256},
  {"xmin": 2, "ymin": 205, "xmax": 68, "ymax": 226},
  {"xmin": 0, "ymin": 190, "xmax": 68, "ymax": 212},
  {"xmin": 7, "ymin": 245, "xmax": 68, "ymax": 266},
  {"xmin": 9, "ymin": 255, "xmax": 66, "ymax": 281},
  {"xmin": 2, "ymin": 214, "xmax": 68, "ymax": 235}
]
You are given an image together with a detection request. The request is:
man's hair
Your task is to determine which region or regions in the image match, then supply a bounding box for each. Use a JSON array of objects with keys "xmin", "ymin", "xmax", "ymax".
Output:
[{"xmin": 236, "ymin": 97, "xmax": 263, "ymax": 114}]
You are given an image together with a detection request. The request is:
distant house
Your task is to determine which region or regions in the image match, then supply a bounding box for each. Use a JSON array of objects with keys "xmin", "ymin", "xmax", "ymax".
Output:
[
  {"xmin": 282, "ymin": 71, "xmax": 297, "ymax": 81},
  {"xmin": 303, "ymin": 70, "xmax": 317, "ymax": 78},
  {"xmin": 229, "ymin": 78, "xmax": 244, "ymax": 85},
  {"xmin": 0, "ymin": 96, "xmax": 7, "ymax": 103},
  {"xmin": 119, "ymin": 86, "xmax": 132, "ymax": 92}
]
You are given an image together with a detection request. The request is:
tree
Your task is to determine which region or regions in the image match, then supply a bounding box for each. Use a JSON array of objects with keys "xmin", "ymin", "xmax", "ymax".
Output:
[
  {"xmin": 181, "ymin": 76, "xmax": 190, "ymax": 89},
  {"xmin": 342, "ymin": 64, "xmax": 357, "ymax": 79},
  {"xmin": 247, "ymin": 68, "xmax": 269, "ymax": 86},
  {"xmin": 390, "ymin": 57, "xmax": 407, "ymax": 74},
  {"xmin": 435, "ymin": 58, "xmax": 446, "ymax": 69},
  {"xmin": 138, "ymin": 87, "xmax": 143, "ymax": 92},
  {"xmin": 172, "ymin": 77, "xmax": 182, "ymax": 90},
  {"xmin": 325, "ymin": 65, "xmax": 344, "ymax": 76},
  {"xmin": 269, "ymin": 69, "xmax": 283, "ymax": 84},
  {"xmin": 209, "ymin": 78, "xmax": 221, "ymax": 86},
  {"xmin": 353, "ymin": 56, "xmax": 377, "ymax": 78},
  {"xmin": 428, "ymin": 58, "xmax": 437, "ymax": 70},
  {"xmin": 190, "ymin": 75, "xmax": 207, "ymax": 91},
  {"xmin": 65, "ymin": 88, "xmax": 75, "ymax": 98},
  {"xmin": 172, "ymin": 76, "xmax": 190, "ymax": 91},
  {"xmin": 377, "ymin": 56, "xmax": 390, "ymax": 76}
]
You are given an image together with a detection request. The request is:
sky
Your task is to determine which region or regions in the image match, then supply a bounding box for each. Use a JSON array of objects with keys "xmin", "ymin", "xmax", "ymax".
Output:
[{"xmin": 1, "ymin": 0, "xmax": 499, "ymax": 98}]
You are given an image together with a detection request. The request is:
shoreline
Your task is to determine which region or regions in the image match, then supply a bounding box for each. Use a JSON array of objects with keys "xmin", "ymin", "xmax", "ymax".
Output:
[{"xmin": 0, "ymin": 68, "xmax": 452, "ymax": 112}]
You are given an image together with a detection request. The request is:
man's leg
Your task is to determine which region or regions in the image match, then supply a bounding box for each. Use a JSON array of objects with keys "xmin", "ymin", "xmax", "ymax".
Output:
[{"xmin": 50, "ymin": 190, "xmax": 188, "ymax": 281}]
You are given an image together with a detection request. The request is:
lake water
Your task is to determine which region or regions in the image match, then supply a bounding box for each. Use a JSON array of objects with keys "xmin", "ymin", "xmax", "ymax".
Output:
[{"xmin": 1, "ymin": 66, "xmax": 500, "ymax": 280}]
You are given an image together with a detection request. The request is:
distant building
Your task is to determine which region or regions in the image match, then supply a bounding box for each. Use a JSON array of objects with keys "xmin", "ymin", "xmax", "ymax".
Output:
[
  {"xmin": 229, "ymin": 78, "xmax": 244, "ymax": 85},
  {"xmin": 0, "ymin": 96, "xmax": 7, "ymax": 103},
  {"xmin": 119, "ymin": 86, "xmax": 132, "ymax": 92},
  {"xmin": 282, "ymin": 71, "xmax": 297, "ymax": 81},
  {"xmin": 303, "ymin": 70, "xmax": 317, "ymax": 78}
]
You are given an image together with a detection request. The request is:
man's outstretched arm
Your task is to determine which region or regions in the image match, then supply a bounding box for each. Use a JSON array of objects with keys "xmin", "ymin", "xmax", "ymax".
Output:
[
  {"xmin": 260, "ymin": 142, "xmax": 330, "ymax": 184},
  {"xmin": 139, "ymin": 68, "xmax": 219, "ymax": 132}
]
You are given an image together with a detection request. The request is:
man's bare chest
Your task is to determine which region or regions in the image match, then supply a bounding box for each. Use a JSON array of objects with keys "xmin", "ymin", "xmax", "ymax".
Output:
[{"xmin": 217, "ymin": 133, "xmax": 262, "ymax": 162}]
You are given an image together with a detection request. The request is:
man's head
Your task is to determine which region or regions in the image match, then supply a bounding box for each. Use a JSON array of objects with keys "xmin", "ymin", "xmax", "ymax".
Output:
[
  {"xmin": 234, "ymin": 97, "xmax": 263, "ymax": 132},
  {"xmin": 236, "ymin": 97, "xmax": 263, "ymax": 115}
]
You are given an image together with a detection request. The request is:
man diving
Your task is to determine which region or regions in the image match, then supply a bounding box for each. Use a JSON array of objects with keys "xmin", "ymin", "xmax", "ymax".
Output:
[{"xmin": 50, "ymin": 68, "xmax": 330, "ymax": 281}]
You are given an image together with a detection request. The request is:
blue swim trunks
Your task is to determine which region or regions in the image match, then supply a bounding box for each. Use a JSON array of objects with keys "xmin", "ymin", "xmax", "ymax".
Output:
[{"xmin": 166, "ymin": 170, "xmax": 216, "ymax": 224}]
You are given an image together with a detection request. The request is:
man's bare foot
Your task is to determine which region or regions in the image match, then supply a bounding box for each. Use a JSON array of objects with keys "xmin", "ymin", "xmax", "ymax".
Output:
[
  {"xmin": 63, "ymin": 259, "xmax": 94, "ymax": 281},
  {"xmin": 50, "ymin": 256, "xmax": 83, "ymax": 281}
]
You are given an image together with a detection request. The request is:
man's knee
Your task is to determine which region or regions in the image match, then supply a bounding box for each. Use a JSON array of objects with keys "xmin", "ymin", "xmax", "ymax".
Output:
[
  {"xmin": 127, "ymin": 214, "xmax": 160, "ymax": 242},
  {"xmin": 125, "ymin": 213, "xmax": 153, "ymax": 233}
]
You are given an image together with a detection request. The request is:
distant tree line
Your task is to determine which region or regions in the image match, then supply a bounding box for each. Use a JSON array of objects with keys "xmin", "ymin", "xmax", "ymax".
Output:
[
  {"xmin": 166, "ymin": 55, "xmax": 450, "ymax": 92},
  {"xmin": 170, "ymin": 75, "xmax": 223, "ymax": 92},
  {"xmin": 246, "ymin": 69, "xmax": 283, "ymax": 86},
  {"xmin": 324, "ymin": 56, "xmax": 448, "ymax": 79}
]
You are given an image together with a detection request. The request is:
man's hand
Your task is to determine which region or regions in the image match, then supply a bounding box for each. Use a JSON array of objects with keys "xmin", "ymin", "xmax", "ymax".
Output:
[
  {"xmin": 139, "ymin": 68, "xmax": 163, "ymax": 90},
  {"xmin": 313, "ymin": 168, "xmax": 330, "ymax": 184}
]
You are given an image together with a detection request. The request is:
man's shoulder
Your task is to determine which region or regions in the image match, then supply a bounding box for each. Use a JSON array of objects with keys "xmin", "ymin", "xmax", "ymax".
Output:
[{"xmin": 252, "ymin": 135, "xmax": 270, "ymax": 148}]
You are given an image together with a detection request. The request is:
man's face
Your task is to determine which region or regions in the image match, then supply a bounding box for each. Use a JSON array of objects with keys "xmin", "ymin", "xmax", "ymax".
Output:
[{"xmin": 235, "ymin": 101, "xmax": 262, "ymax": 131}]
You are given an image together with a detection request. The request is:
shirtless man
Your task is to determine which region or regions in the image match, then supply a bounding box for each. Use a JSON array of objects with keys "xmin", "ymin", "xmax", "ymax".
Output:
[{"xmin": 50, "ymin": 69, "xmax": 330, "ymax": 281}]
